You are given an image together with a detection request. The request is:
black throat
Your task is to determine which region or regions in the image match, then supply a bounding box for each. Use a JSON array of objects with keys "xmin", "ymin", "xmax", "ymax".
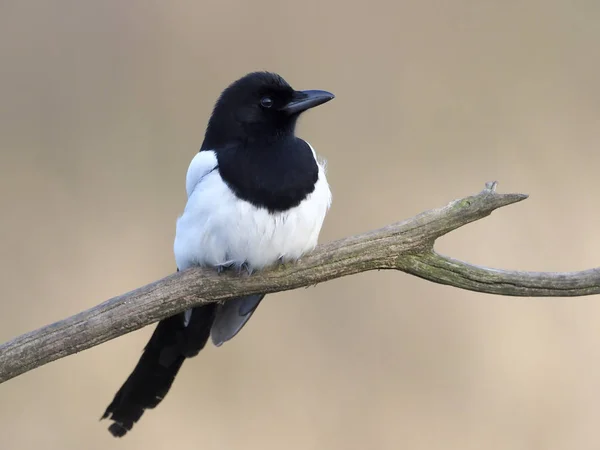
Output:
[{"xmin": 212, "ymin": 137, "xmax": 319, "ymax": 213}]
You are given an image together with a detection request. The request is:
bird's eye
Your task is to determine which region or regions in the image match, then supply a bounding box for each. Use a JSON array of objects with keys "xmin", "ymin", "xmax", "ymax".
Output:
[{"xmin": 260, "ymin": 97, "xmax": 273, "ymax": 108}]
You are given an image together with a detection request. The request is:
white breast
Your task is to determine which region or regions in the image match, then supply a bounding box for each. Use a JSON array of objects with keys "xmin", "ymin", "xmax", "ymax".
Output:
[{"xmin": 174, "ymin": 148, "xmax": 331, "ymax": 271}]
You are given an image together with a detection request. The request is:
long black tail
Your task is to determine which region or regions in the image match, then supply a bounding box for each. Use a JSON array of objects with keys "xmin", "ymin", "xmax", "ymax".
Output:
[{"xmin": 101, "ymin": 304, "xmax": 217, "ymax": 437}]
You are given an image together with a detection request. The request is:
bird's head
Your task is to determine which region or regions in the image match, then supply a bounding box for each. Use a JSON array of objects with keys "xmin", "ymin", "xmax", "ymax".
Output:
[{"xmin": 202, "ymin": 72, "xmax": 334, "ymax": 149}]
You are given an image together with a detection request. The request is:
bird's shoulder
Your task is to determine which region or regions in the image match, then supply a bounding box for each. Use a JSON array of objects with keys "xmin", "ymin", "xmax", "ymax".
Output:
[{"xmin": 185, "ymin": 150, "xmax": 218, "ymax": 198}]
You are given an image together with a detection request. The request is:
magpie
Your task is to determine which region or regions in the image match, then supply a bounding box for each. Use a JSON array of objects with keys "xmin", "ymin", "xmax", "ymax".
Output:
[{"xmin": 101, "ymin": 72, "xmax": 334, "ymax": 437}]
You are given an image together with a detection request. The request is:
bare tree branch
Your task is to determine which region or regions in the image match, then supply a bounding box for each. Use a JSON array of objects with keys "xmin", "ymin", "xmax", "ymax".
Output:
[{"xmin": 1, "ymin": 181, "xmax": 599, "ymax": 385}]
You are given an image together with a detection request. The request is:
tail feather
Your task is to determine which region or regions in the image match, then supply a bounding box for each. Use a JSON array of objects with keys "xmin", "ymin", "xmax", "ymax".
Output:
[
  {"xmin": 102, "ymin": 304, "xmax": 216, "ymax": 437},
  {"xmin": 102, "ymin": 291, "xmax": 266, "ymax": 437}
]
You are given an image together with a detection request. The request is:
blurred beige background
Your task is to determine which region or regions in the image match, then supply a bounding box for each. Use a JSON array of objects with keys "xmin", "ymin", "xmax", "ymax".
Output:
[{"xmin": 1, "ymin": 1, "xmax": 600, "ymax": 449}]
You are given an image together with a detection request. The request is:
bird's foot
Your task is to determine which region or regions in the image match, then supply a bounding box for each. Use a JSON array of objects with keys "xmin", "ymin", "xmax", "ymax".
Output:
[
  {"xmin": 275, "ymin": 255, "xmax": 290, "ymax": 271},
  {"xmin": 217, "ymin": 262, "xmax": 253, "ymax": 275},
  {"xmin": 239, "ymin": 262, "xmax": 253, "ymax": 275},
  {"xmin": 216, "ymin": 263, "xmax": 233, "ymax": 274}
]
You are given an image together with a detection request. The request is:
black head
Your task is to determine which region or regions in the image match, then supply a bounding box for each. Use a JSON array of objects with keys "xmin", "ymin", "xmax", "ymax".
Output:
[{"xmin": 201, "ymin": 72, "xmax": 334, "ymax": 150}]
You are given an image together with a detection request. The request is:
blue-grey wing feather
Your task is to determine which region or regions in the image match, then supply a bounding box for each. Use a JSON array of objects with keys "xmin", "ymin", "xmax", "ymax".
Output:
[{"xmin": 210, "ymin": 294, "xmax": 265, "ymax": 346}]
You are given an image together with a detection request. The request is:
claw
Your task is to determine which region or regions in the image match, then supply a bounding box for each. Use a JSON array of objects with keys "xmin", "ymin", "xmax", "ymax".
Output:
[
  {"xmin": 240, "ymin": 262, "xmax": 253, "ymax": 275},
  {"xmin": 217, "ymin": 263, "xmax": 232, "ymax": 274}
]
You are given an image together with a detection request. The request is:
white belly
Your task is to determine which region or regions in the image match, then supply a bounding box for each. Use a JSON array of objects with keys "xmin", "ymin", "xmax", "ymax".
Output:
[{"xmin": 174, "ymin": 164, "xmax": 331, "ymax": 271}]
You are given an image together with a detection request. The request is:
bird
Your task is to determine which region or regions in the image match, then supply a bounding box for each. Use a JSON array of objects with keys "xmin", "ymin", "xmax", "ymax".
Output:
[{"xmin": 101, "ymin": 71, "xmax": 334, "ymax": 437}]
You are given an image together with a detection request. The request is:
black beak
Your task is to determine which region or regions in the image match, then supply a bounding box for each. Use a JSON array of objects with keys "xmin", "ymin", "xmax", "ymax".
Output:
[{"xmin": 280, "ymin": 90, "xmax": 335, "ymax": 115}]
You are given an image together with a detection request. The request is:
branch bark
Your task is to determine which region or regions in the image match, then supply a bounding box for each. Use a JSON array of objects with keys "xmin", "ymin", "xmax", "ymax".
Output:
[{"xmin": 1, "ymin": 181, "xmax": 599, "ymax": 384}]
